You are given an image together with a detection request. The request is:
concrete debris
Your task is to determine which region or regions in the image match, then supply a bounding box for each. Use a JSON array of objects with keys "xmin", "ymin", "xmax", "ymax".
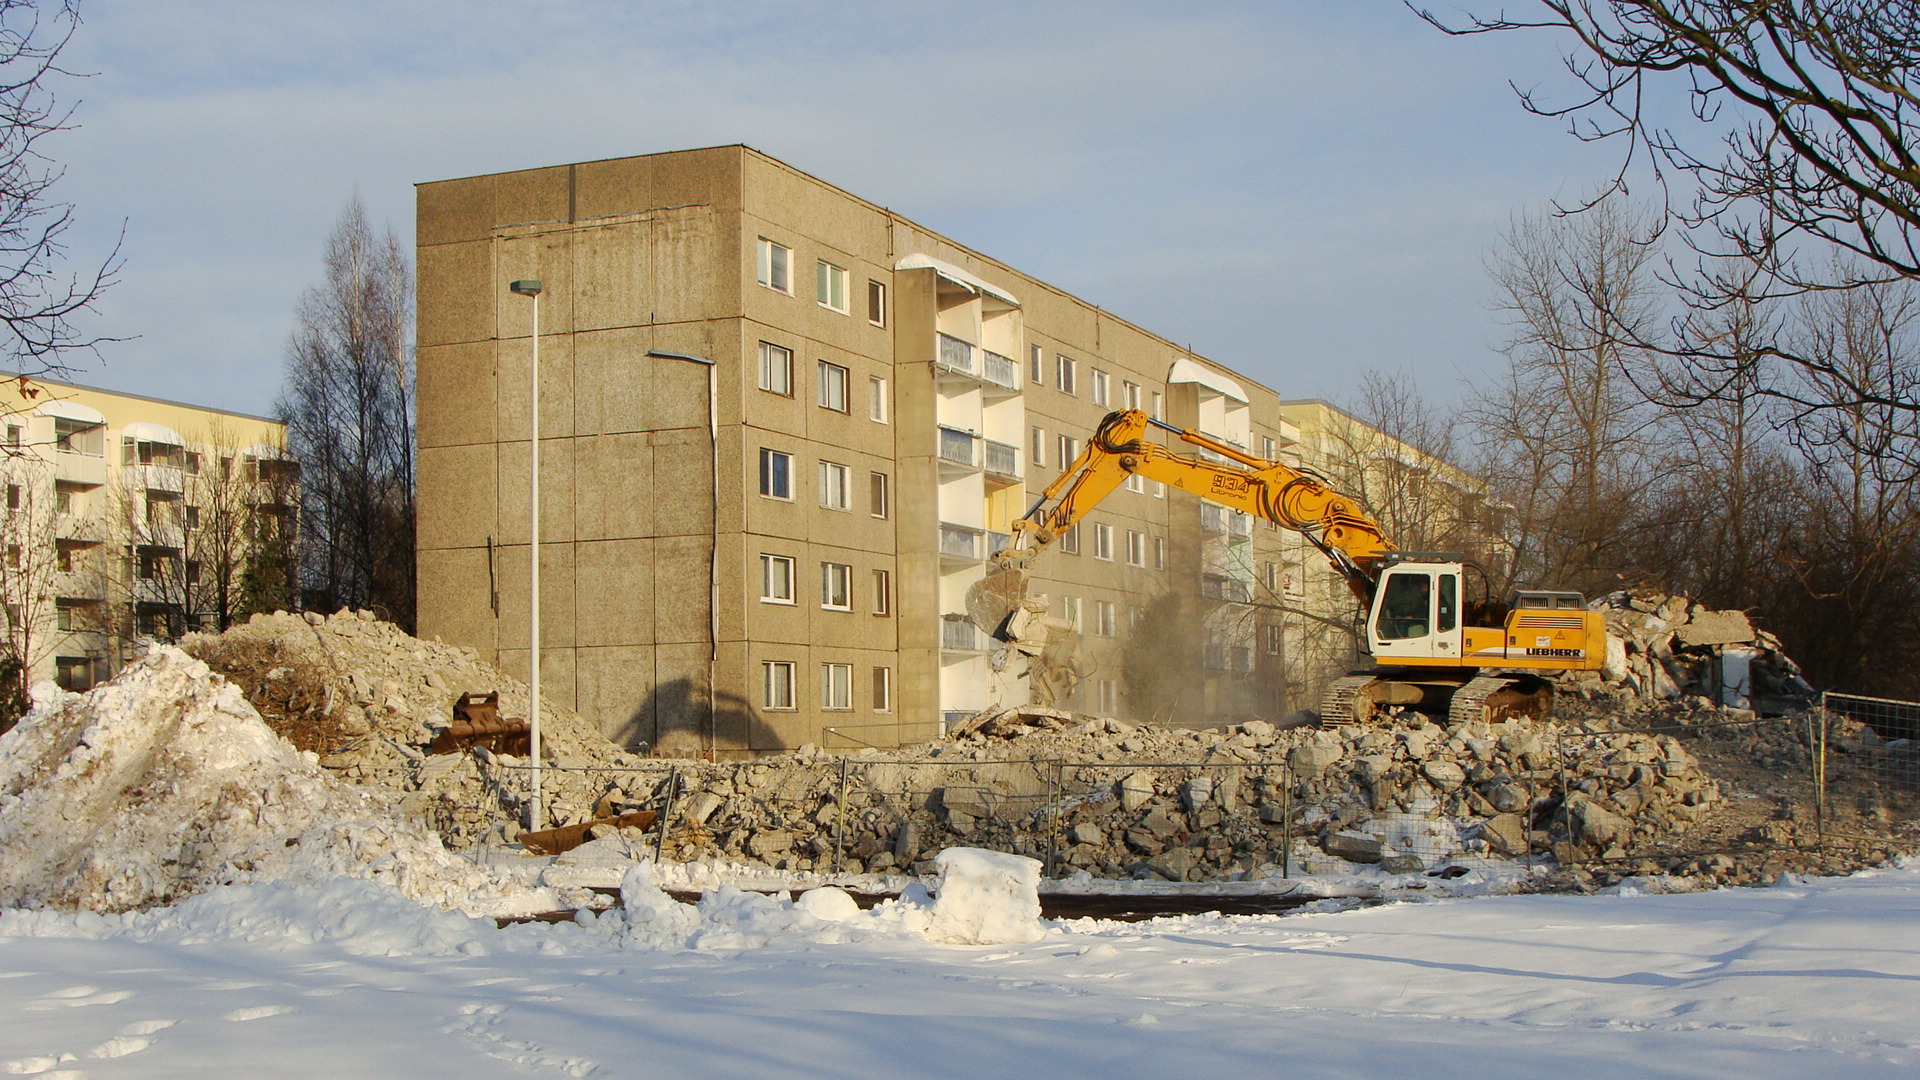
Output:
[
  {"xmin": 181, "ymin": 609, "xmax": 646, "ymax": 846},
  {"xmin": 1569, "ymin": 592, "xmax": 1813, "ymax": 711}
]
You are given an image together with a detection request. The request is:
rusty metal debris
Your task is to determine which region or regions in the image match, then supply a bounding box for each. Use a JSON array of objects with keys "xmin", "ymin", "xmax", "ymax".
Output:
[
  {"xmin": 518, "ymin": 810, "xmax": 660, "ymax": 856},
  {"xmin": 430, "ymin": 692, "xmax": 532, "ymax": 756}
]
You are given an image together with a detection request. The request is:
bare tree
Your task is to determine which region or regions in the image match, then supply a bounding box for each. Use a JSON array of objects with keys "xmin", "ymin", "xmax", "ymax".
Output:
[
  {"xmin": 1471, "ymin": 200, "xmax": 1672, "ymax": 595},
  {"xmin": 1418, "ymin": 1, "xmax": 1920, "ymax": 472},
  {"xmin": 278, "ymin": 197, "xmax": 415, "ymax": 628}
]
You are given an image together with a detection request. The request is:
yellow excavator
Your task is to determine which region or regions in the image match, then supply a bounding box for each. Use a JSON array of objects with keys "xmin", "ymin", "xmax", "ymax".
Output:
[{"xmin": 967, "ymin": 409, "xmax": 1607, "ymax": 725}]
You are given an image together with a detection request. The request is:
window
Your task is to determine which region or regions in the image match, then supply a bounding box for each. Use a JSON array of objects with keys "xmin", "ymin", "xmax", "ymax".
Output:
[
  {"xmin": 1090, "ymin": 369, "xmax": 1109, "ymax": 406},
  {"xmin": 1264, "ymin": 562, "xmax": 1279, "ymax": 592},
  {"xmin": 817, "ymin": 360, "xmax": 849, "ymax": 412},
  {"xmin": 4, "ymin": 424, "xmax": 17, "ymax": 447},
  {"xmin": 1093, "ymin": 522, "xmax": 1113, "ymax": 560},
  {"xmin": 54, "ymin": 418, "xmax": 103, "ymax": 456},
  {"xmin": 818, "ymin": 461, "xmax": 850, "ymax": 510},
  {"xmin": 1098, "ymin": 679, "xmax": 1119, "ymax": 715},
  {"xmin": 872, "ymin": 666, "xmax": 892, "ymax": 712},
  {"xmin": 1059, "ymin": 525, "xmax": 1080, "ymax": 555},
  {"xmin": 1124, "ymin": 381, "xmax": 1141, "ymax": 410},
  {"xmin": 1154, "ymin": 536, "xmax": 1166, "ymax": 570},
  {"xmin": 816, "ymin": 260, "xmax": 849, "ymax": 312},
  {"xmin": 821, "ymin": 561, "xmax": 852, "ymax": 610},
  {"xmin": 757, "ymin": 342, "xmax": 793, "ymax": 395},
  {"xmin": 869, "ymin": 376, "xmax": 889, "ymax": 423},
  {"xmin": 1028, "ymin": 344, "xmax": 1044, "ymax": 386},
  {"xmin": 756, "ymin": 238, "xmax": 791, "ymax": 293},
  {"xmin": 1030, "ymin": 426, "xmax": 1046, "ymax": 470},
  {"xmin": 1150, "ymin": 391, "xmax": 1162, "ymax": 420},
  {"xmin": 821, "ymin": 663, "xmax": 852, "ymax": 710},
  {"xmin": 758, "ymin": 449, "xmax": 792, "ymax": 499},
  {"xmin": 1265, "ymin": 625, "xmax": 1284, "ymax": 656},
  {"xmin": 184, "ymin": 505, "xmax": 200, "ymax": 530},
  {"xmin": 1060, "ymin": 595, "xmax": 1082, "ymax": 630},
  {"xmin": 760, "ymin": 554, "xmax": 796, "ymax": 604},
  {"xmin": 4, "ymin": 484, "xmax": 15, "ymax": 509},
  {"xmin": 56, "ymin": 600, "xmax": 90, "ymax": 632},
  {"xmin": 1056, "ymin": 434, "xmax": 1078, "ymax": 467},
  {"xmin": 1095, "ymin": 600, "xmax": 1116, "ymax": 637},
  {"xmin": 762, "ymin": 661, "xmax": 796, "ymax": 710},
  {"xmin": 5, "ymin": 544, "xmax": 17, "ymax": 569},
  {"xmin": 1124, "ymin": 473, "xmax": 1144, "ymax": 494},
  {"xmin": 54, "ymin": 485, "xmax": 72, "ymax": 513},
  {"xmin": 1262, "ymin": 436, "xmax": 1276, "ymax": 460},
  {"xmin": 185, "ymin": 451, "xmax": 201, "ymax": 476},
  {"xmin": 872, "ymin": 568, "xmax": 891, "ymax": 615},
  {"xmin": 1055, "ymin": 355, "xmax": 1077, "ymax": 395},
  {"xmin": 185, "ymin": 560, "xmax": 201, "ymax": 586},
  {"xmin": 867, "ymin": 280, "xmax": 887, "ymax": 326},
  {"xmin": 869, "ymin": 472, "xmax": 890, "ymax": 519},
  {"xmin": 55, "ymin": 544, "xmax": 71, "ymax": 572},
  {"xmin": 1126, "ymin": 530, "xmax": 1145, "ymax": 566},
  {"xmin": 1151, "ymin": 479, "xmax": 1166, "ymax": 499}
]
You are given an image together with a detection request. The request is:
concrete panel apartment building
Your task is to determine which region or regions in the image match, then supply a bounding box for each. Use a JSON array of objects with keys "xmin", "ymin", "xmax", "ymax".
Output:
[{"xmin": 416, "ymin": 145, "xmax": 1490, "ymax": 756}]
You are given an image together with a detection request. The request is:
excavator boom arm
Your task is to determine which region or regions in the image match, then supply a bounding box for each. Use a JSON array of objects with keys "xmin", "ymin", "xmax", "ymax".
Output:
[{"xmin": 1008, "ymin": 410, "xmax": 1395, "ymax": 597}]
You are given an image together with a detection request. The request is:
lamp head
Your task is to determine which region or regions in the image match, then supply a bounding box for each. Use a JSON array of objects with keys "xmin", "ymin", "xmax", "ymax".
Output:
[{"xmin": 509, "ymin": 279, "xmax": 543, "ymax": 297}]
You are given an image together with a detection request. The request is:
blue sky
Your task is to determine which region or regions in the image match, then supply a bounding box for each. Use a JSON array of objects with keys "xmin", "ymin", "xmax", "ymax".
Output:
[{"xmin": 49, "ymin": 0, "xmax": 1623, "ymax": 416}]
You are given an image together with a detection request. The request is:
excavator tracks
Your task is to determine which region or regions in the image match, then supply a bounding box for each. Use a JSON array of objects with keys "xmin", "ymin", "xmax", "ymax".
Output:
[
  {"xmin": 1318, "ymin": 674, "xmax": 1383, "ymax": 727},
  {"xmin": 1448, "ymin": 674, "xmax": 1553, "ymax": 726}
]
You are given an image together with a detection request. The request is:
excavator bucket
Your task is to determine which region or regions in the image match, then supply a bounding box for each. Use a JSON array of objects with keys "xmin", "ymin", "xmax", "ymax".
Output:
[{"xmin": 966, "ymin": 564, "xmax": 1029, "ymax": 640}]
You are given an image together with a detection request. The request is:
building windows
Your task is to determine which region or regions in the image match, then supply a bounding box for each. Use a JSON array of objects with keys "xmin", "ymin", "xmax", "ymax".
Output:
[
  {"xmin": 872, "ymin": 568, "xmax": 891, "ymax": 615},
  {"xmin": 1028, "ymin": 344, "xmax": 1044, "ymax": 386},
  {"xmin": 821, "ymin": 561, "xmax": 852, "ymax": 610},
  {"xmin": 1263, "ymin": 561, "xmax": 1279, "ymax": 593},
  {"xmin": 1124, "ymin": 473, "xmax": 1144, "ymax": 494},
  {"xmin": 54, "ymin": 544, "xmax": 71, "ymax": 572},
  {"xmin": 184, "ymin": 505, "xmax": 200, "ymax": 530},
  {"xmin": 1095, "ymin": 600, "xmax": 1116, "ymax": 637},
  {"xmin": 760, "ymin": 554, "xmax": 796, "ymax": 604},
  {"xmin": 872, "ymin": 666, "xmax": 892, "ymax": 712},
  {"xmin": 867, "ymin": 280, "xmax": 887, "ymax": 326},
  {"xmin": 869, "ymin": 376, "xmax": 890, "ymax": 423},
  {"xmin": 54, "ymin": 417, "xmax": 103, "ymax": 455},
  {"xmin": 1262, "ymin": 436, "xmax": 1276, "ymax": 460},
  {"xmin": 1124, "ymin": 381, "xmax": 1141, "ymax": 411},
  {"xmin": 1055, "ymin": 355, "xmax": 1077, "ymax": 395},
  {"xmin": 1090, "ymin": 369, "xmax": 1109, "ymax": 407},
  {"xmin": 1097, "ymin": 679, "xmax": 1119, "ymax": 715},
  {"xmin": 1265, "ymin": 625, "xmax": 1284, "ymax": 656},
  {"xmin": 817, "ymin": 260, "xmax": 849, "ymax": 313},
  {"xmin": 1059, "ymin": 525, "xmax": 1080, "ymax": 555},
  {"xmin": 1150, "ymin": 391, "xmax": 1162, "ymax": 420},
  {"xmin": 1056, "ymin": 434, "xmax": 1078, "ymax": 468},
  {"xmin": 758, "ymin": 448, "xmax": 793, "ymax": 499},
  {"xmin": 756, "ymin": 342, "xmax": 793, "ymax": 395},
  {"xmin": 1093, "ymin": 522, "xmax": 1113, "ymax": 560},
  {"xmin": 817, "ymin": 360, "xmax": 849, "ymax": 412},
  {"xmin": 1154, "ymin": 536, "xmax": 1166, "ymax": 570},
  {"xmin": 1030, "ymin": 426, "xmax": 1046, "ymax": 470},
  {"xmin": 821, "ymin": 662, "xmax": 853, "ymax": 711},
  {"xmin": 1060, "ymin": 595, "xmax": 1082, "ymax": 630},
  {"xmin": 4, "ymin": 484, "xmax": 15, "ymax": 509},
  {"xmin": 756, "ymin": 238, "xmax": 791, "ymax": 294},
  {"xmin": 869, "ymin": 471, "xmax": 890, "ymax": 519},
  {"xmin": 1126, "ymin": 530, "xmax": 1145, "ymax": 566},
  {"xmin": 763, "ymin": 660, "xmax": 796, "ymax": 710},
  {"xmin": 818, "ymin": 460, "xmax": 850, "ymax": 510},
  {"xmin": 185, "ymin": 451, "xmax": 201, "ymax": 476},
  {"xmin": 1151, "ymin": 479, "xmax": 1166, "ymax": 499},
  {"xmin": 4, "ymin": 424, "xmax": 17, "ymax": 447}
]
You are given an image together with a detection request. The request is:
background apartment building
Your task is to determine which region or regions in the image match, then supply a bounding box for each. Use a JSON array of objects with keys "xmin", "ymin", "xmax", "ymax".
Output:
[
  {"xmin": 0, "ymin": 377, "xmax": 294, "ymax": 691},
  {"xmin": 415, "ymin": 146, "xmax": 1486, "ymax": 755}
]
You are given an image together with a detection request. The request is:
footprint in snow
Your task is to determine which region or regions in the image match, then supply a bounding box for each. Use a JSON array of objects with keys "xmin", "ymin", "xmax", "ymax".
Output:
[
  {"xmin": 22, "ymin": 987, "xmax": 133, "ymax": 1011},
  {"xmin": 224, "ymin": 1006, "xmax": 295, "ymax": 1023}
]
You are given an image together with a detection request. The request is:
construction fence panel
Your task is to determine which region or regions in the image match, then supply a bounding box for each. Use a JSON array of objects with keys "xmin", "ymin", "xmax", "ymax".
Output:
[{"xmin": 1815, "ymin": 693, "xmax": 1920, "ymax": 835}]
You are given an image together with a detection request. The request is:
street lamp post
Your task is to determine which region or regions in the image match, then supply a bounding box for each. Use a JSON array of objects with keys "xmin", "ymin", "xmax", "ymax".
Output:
[{"xmin": 509, "ymin": 278, "xmax": 543, "ymax": 831}]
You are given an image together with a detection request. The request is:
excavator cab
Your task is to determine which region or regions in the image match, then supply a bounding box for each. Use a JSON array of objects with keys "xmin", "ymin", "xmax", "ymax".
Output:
[{"xmin": 1365, "ymin": 558, "xmax": 1464, "ymax": 663}]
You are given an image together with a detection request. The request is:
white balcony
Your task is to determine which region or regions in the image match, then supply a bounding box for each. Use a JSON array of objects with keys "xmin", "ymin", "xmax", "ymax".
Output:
[
  {"xmin": 936, "ymin": 426, "xmax": 979, "ymax": 472},
  {"xmin": 128, "ymin": 464, "xmax": 184, "ymax": 494},
  {"xmin": 983, "ymin": 439, "xmax": 1020, "ymax": 482},
  {"xmin": 938, "ymin": 522, "xmax": 982, "ymax": 565},
  {"xmin": 936, "ymin": 332, "xmax": 976, "ymax": 375},
  {"xmin": 54, "ymin": 514, "xmax": 102, "ymax": 543},
  {"xmin": 52, "ymin": 451, "xmax": 106, "ymax": 487},
  {"xmin": 941, "ymin": 615, "xmax": 983, "ymax": 652},
  {"xmin": 980, "ymin": 350, "xmax": 1020, "ymax": 395}
]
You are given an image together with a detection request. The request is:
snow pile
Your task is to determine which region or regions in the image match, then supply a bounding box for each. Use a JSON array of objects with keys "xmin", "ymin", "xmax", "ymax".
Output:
[
  {"xmin": 927, "ymin": 848, "xmax": 1045, "ymax": 944},
  {"xmin": 0, "ymin": 647, "xmax": 549, "ymax": 916}
]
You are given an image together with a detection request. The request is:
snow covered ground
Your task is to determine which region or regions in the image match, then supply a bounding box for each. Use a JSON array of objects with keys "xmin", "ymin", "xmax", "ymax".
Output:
[{"xmin": 4, "ymin": 862, "xmax": 1918, "ymax": 1079}]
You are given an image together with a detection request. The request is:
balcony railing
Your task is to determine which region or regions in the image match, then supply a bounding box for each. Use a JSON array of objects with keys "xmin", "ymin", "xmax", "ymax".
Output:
[
  {"xmin": 129, "ymin": 464, "xmax": 184, "ymax": 494},
  {"xmin": 1228, "ymin": 511, "xmax": 1252, "ymax": 538},
  {"xmin": 52, "ymin": 451, "xmax": 106, "ymax": 487},
  {"xmin": 936, "ymin": 332, "xmax": 976, "ymax": 374},
  {"xmin": 938, "ymin": 523, "xmax": 981, "ymax": 560},
  {"xmin": 987, "ymin": 531, "xmax": 1013, "ymax": 557},
  {"xmin": 937, "ymin": 426, "xmax": 978, "ymax": 468},
  {"xmin": 1200, "ymin": 504, "xmax": 1226, "ymax": 533},
  {"xmin": 941, "ymin": 615, "xmax": 981, "ymax": 651},
  {"xmin": 1201, "ymin": 575, "xmax": 1252, "ymax": 603},
  {"xmin": 983, "ymin": 439, "xmax": 1019, "ymax": 480},
  {"xmin": 981, "ymin": 350, "xmax": 1019, "ymax": 390}
]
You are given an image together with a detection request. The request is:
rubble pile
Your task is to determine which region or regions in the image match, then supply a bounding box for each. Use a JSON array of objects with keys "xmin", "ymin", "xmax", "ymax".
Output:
[
  {"xmin": 0, "ymin": 648, "xmax": 543, "ymax": 914},
  {"xmin": 1566, "ymin": 593, "xmax": 1814, "ymax": 710},
  {"xmin": 181, "ymin": 610, "xmax": 645, "ymax": 844},
  {"xmin": 576, "ymin": 711, "xmax": 1725, "ymax": 884}
]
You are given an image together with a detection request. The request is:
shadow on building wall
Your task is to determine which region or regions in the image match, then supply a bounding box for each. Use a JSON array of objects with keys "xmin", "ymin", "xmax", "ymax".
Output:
[{"xmin": 614, "ymin": 678, "xmax": 783, "ymax": 758}]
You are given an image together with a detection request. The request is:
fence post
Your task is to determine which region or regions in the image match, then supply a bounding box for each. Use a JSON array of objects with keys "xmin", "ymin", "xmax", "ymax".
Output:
[
  {"xmin": 1044, "ymin": 760, "xmax": 1060, "ymax": 879},
  {"xmin": 832, "ymin": 756, "xmax": 849, "ymax": 875},
  {"xmin": 1281, "ymin": 761, "xmax": 1292, "ymax": 880},
  {"xmin": 1555, "ymin": 729, "xmax": 1574, "ymax": 873},
  {"xmin": 653, "ymin": 767, "xmax": 679, "ymax": 864},
  {"xmin": 1810, "ymin": 707, "xmax": 1828, "ymax": 843}
]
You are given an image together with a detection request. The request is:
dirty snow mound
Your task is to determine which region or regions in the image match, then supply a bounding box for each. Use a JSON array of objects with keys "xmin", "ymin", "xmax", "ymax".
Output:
[{"xmin": 0, "ymin": 647, "xmax": 547, "ymax": 916}]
